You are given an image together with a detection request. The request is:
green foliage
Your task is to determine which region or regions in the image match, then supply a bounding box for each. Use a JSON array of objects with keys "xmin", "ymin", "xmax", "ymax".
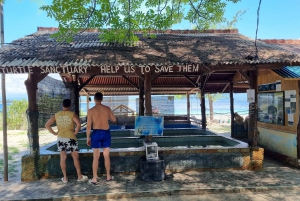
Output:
[
  {"xmin": 38, "ymin": 94, "xmax": 64, "ymax": 114},
  {"xmin": 38, "ymin": 93, "xmax": 65, "ymax": 128},
  {"xmin": 40, "ymin": 0, "xmax": 241, "ymax": 43},
  {"xmin": 7, "ymin": 99, "xmax": 28, "ymax": 130}
]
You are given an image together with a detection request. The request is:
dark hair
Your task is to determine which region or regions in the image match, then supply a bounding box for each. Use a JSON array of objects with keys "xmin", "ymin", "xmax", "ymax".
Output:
[
  {"xmin": 94, "ymin": 92, "xmax": 103, "ymax": 101},
  {"xmin": 62, "ymin": 99, "xmax": 72, "ymax": 108}
]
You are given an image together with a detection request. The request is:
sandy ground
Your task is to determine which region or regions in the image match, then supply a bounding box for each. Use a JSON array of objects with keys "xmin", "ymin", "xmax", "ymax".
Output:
[{"xmin": 0, "ymin": 129, "xmax": 56, "ymax": 183}]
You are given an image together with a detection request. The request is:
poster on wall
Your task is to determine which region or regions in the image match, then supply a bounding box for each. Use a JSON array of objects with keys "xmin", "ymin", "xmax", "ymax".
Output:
[
  {"xmin": 247, "ymin": 89, "xmax": 255, "ymax": 103},
  {"xmin": 134, "ymin": 116, "xmax": 164, "ymax": 136},
  {"xmin": 257, "ymin": 92, "xmax": 284, "ymax": 125},
  {"xmin": 288, "ymin": 114, "xmax": 294, "ymax": 126},
  {"xmin": 285, "ymin": 90, "xmax": 296, "ymax": 114}
]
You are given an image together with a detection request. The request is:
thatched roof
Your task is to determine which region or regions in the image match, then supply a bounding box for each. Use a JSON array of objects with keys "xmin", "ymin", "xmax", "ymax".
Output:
[{"xmin": 0, "ymin": 28, "xmax": 299, "ymax": 68}]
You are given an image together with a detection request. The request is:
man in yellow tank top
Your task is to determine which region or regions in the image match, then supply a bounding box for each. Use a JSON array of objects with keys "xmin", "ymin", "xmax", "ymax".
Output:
[{"xmin": 45, "ymin": 99, "xmax": 88, "ymax": 183}]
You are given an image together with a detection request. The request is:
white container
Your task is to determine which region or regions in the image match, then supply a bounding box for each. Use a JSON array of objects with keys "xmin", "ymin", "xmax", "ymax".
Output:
[{"xmin": 144, "ymin": 142, "xmax": 159, "ymax": 161}]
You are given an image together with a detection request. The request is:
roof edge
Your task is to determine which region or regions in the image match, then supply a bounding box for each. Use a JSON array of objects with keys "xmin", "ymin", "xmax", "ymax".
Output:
[
  {"xmin": 37, "ymin": 26, "xmax": 239, "ymax": 34},
  {"xmin": 261, "ymin": 39, "xmax": 300, "ymax": 44}
]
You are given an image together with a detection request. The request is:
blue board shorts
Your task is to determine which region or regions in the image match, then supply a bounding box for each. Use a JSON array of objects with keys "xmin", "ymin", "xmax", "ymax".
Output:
[{"xmin": 91, "ymin": 129, "xmax": 111, "ymax": 148}]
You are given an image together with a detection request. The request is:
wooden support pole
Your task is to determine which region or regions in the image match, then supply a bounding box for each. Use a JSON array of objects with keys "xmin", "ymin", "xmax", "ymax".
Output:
[
  {"xmin": 25, "ymin": 73, "xmax": 40, "ymax": 155},
  {"xmin": 86, "ymin": 95, "xmax": 90, "ymax": 115},
  {"xmin": 297, "ymin": 80, "xmax": 300, "ymax": 160},
  {"xmin": 187, "ymin": 92, "xmax": 190, "ymax": 124},
  {"xmin": 248, "ymin": 70, "xmax": 258, "ymax": 147},
  {"xmin": 144, "ymin": 72, "xmax": 152, "ymax": 116},
  {"xmin": 144, "ymin": 72, "xmax": 152, "ymax": 143},
  {"xmin": 72, "ymin": 74, "xmax": 80, "ymax": 116},
  {"xmin": 200, "ymin": 92, "xmax": 206, "ymax": 129},
  {"xmin": 230, "ymin": 82, "xmax": 234, "ymax": 138},
  {"xmin": 139, "ymin": 77, "xmax": 144, "ymax": 116}
]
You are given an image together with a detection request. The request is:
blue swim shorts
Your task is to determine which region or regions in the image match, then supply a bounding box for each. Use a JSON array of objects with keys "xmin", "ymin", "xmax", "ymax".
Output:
[{"xmin": 90, "ymin": 129, "xmax": 111, "ymax": 148}]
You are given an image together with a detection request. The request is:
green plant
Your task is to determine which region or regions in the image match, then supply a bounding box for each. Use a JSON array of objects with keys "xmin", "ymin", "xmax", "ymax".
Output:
[
  {"xmin": 40, "ymin": 0, "xmax": 241, "ymax": 43},
  {"xmin": 7, "ymin": 99, "xmax": 28, "ymax": 130}
]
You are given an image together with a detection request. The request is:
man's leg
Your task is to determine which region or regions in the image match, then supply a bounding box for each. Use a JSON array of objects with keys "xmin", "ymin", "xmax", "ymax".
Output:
[
  {"xmin": 92, "ymin": 148, "xmax": 101, "ymax": 182},
  {"xmin": 103, "ymin": 148, "xmax": 111, "ymax": 180},
  {"xmin": 70, "ymin": 151, "xmax": 84, "ymax": 180},
  {"xmin": 60, "ymin": 151, "xmax": 68, "ymax": 182}
]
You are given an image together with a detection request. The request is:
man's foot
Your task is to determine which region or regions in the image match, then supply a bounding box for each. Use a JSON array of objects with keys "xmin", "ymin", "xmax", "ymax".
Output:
[
  {"xmin": 61, "ymin": 177, "xmax": 68, "ymax": 183},
  {"xmin": 77, "ymin": 175, "xmax": 88, "ymax": 182},
  {"xmin": 88, "ymin": 179, "xmax": 99, "ymax": 185},
  {"xmin": 106, "ymin": 176, "xmax": 114, "ymax": 182}
]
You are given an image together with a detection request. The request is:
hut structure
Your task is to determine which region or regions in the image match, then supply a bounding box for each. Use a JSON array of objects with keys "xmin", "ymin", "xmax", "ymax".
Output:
[
  {"xmin": 1, "ymin": 27, "xmax": 300, "ymax": 179},
  {"xmin": 255, "ymin": 39, "xmax": 300, "ymax": 167}
]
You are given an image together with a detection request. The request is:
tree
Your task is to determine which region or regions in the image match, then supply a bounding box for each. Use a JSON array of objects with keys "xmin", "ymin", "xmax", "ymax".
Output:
[
  {"xmin": 195, "ymin": 92, "xmax": 225, "ymax": 121},
  {"xmin": 7, "ymin": 99, "xmax": 28, "ymax": 130},
  {"xmin": 38, "ymin": 0, "xmax": 241, "ymax": 43}
]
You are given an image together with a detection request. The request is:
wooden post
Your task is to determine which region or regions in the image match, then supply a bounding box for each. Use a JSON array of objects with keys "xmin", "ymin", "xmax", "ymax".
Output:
[
  {"xmin": 199, "ymin": 77, "xmax": 207, "ymax": 129},
  {"xmin": 25, "ymin": 69, "xmax": 48, "ymax": 155},
  {"xmin": 200, "ymin": 92, "xmax": 206, "ymax": 129},
  {"xmin": 230, "ymin": 82, "xmax": 234, "ymax": 138},
  {"xmin": 25, "ymin": 73, "xmax": 40, "ymax": 155},
  {"xmin": 139, "ymin": 77, "xmax": 144, "ymax": 116},
  {"xmin": 144, "ymin": 72, "xmax": 152, "ymax": 143},
  {"xmin": 0, "ymin": 2, "xmax": 8, "ymax": 182},
  {"xmin": 248, "ymin": 70, "xmax": 258, "ymax": 147},
  {"xmin": 1, "ymin": 73, "xmax": 8, "ymax": 182},
  {"xmin": 144, "ymin": 72, "xmax": 152, "ymax": 116},
  {"xmin": 72, "ymin": 74, "xmax": 80, "ymax": 116},
  {"xmin": 86, "ymin": 95, "xmax": 90, "ymax": 113},
  {"xmin": 297, "ymin": 80, "xmax": 300, "ymax": 160},
  {"xmin": 187, "ymin": 92, "xmax": 190, "ymax": 124}
]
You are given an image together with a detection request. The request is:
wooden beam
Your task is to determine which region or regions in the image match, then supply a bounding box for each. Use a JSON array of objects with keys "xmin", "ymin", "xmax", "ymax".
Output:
[
  {"xmin": 231, "ymin": 71, "xmax": 243, "ymax": 83},
  {"xmin": 233, "ymin": 83, "xmax": 249, "ymax": 88},
  {"xmin": 208, "ymin": 80, "xmax": 230, "ymax": 84},
  {"xmin": 150, "ymin": 72, "xmax": 161, "ymax": 82},
  {"xmin": 222, "ymin": 83, "xmax": 230, "ymax": 93},
  {"xmin": 122, "ymin": 75, "xmax": 139, "ymax": 89},
  {"xmin": 183, "ymin": 75, "xmax": 197, "ymax": 87},
  {"xmin": 83, "ymin": 84, "xmax": 197, "ymax": 88},
  {"xmin": 202, "ymin": 73, "xmax": 211, "ymax": 91},
  {"xmin": 81, "ymin": 88, "xmax": 89, "ymax": 96},
  {"xmin": 238, "ymin": 70, "xmax": 250, "ymax": 82},
  {"xmin": 78, "ymin": 74, "xmax": 97, "ymax": 91}
]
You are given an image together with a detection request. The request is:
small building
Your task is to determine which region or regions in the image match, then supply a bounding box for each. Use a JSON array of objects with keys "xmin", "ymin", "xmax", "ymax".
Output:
[{"xmin": 256, "ymin": 39, "xmax": 300, "ymax": 167}]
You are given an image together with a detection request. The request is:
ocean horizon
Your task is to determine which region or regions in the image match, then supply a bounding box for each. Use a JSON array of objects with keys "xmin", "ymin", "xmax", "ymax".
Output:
[{"xmin": 0, "ymin": 93, "xmax": 249, "ymax": 116}]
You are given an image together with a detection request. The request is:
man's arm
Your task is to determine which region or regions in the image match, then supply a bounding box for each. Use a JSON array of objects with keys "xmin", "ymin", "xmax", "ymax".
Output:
[
  {"xmin": 45, "ymin": 115, "xmax": 57, "ymax": 135},
  {"xmin": 72, "ymin": 113, "xmax": 81, "ymax": 135},
  {"xmin": 109, "ymin": 108, "xmax": 117, "ymax": 122},
  {"xmin": 86, "ymin": 109, "xmax": 92, "ymax": 145}
]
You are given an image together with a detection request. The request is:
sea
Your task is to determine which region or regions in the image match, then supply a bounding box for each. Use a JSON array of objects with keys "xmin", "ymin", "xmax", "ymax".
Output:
[{"xmin": 0, "ymin": 93, "xmax": 249, "ymax": 116}]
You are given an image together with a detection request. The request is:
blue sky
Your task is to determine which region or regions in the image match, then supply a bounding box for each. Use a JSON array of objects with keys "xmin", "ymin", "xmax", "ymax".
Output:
[{"xmin": 1, "ymin": 0, "xmax": 300, "ymax": 100}]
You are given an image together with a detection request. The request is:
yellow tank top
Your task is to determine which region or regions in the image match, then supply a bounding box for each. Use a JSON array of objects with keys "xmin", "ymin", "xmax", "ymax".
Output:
[{"xmin": 55, "ymin": 110, "xmax": 77, "ymax": 139}]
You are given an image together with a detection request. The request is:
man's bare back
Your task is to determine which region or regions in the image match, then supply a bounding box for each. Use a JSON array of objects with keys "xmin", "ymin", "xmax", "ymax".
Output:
[{"xmin": 87, "ymin": 104, "xmax": 116, "ymax": 130}]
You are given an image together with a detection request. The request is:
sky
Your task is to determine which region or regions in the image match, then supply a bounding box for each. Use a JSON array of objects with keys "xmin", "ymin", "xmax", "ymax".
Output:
[{"xmin": 1, "ymin": 0, "xmax": 300, "ymax": 100}]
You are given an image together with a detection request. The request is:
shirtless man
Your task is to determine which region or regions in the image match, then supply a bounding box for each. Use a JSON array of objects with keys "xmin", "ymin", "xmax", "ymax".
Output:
[{"xmin": 86, "ymin": 92, "xmax": 116, "ymax": 184}]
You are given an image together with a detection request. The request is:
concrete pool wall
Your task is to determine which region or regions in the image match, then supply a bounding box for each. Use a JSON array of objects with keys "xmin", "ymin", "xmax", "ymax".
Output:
[{"xmin": 21, "ymin": 133, "xmax": 263, "ymax": 181}]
